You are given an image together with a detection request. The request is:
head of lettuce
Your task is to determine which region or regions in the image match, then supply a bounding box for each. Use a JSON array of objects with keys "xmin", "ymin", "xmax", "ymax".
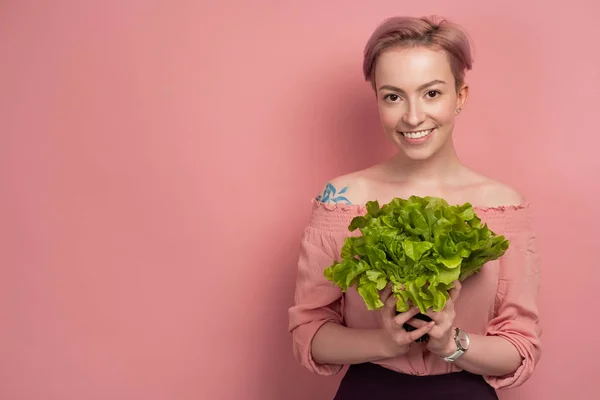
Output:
[{"xmin": 324, "ymin": 196, "xmax": 510, "ymax": 314}]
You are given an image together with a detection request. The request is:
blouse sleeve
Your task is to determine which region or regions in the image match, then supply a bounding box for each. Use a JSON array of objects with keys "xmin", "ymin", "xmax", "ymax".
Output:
[
  {"xmin": 287, "ymin": 207, "xmax": 349, "ymax": 376},
  {"xmin": 483, "ymin": 207, "xmax": 543, "ymax": 389}
]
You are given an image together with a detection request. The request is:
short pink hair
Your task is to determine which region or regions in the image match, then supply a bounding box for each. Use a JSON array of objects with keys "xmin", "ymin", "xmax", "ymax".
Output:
[{"xmin": 363, "ymin": 16, "xmax": 473, "ymax": 90}]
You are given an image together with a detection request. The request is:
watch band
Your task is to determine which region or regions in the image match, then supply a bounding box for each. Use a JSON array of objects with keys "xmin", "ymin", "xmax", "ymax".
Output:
[{"xmin": 441, "ymin": 328, "xmax": 469, "ymax": 363}]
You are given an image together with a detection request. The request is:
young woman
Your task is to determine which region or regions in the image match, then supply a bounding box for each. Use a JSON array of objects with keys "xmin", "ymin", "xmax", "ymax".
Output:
[{"xmin": 288, "ymin": 16, "xmax": 542, "ymax": 399}]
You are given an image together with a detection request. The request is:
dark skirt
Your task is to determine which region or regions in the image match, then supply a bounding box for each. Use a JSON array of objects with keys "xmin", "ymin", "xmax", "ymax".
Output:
[{"xmin": 334, "ymin": 363, "xmax": 498, "ymax": 400}]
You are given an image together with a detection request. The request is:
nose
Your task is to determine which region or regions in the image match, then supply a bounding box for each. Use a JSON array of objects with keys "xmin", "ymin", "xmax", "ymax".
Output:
[{"xmin": 402, "ymin": 101, "xmax": 425, "ymax": 127}]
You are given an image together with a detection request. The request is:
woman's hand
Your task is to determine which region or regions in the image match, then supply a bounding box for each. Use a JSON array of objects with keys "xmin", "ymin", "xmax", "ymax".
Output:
[
  {"xmin": 407, "ymin": 281, "xmax": 462, "ymax": 357},
  {"xmin": 377, "ymin": 285, "xmax": 435, "ymax": 358}
]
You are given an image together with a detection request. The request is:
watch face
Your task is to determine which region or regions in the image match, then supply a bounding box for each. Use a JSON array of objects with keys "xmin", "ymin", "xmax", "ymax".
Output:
[{"xmin": 457, "ymin": 330, "xmax": 470, "ymax": 350}]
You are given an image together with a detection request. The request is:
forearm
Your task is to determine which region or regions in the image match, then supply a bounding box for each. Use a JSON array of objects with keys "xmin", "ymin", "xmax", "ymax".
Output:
[
  {"xmin": 311, "ymin": 322, "xmax": 403, "ymax": 365},
  {"xmin": 450, "ymin": 334, "xmax": 522, "ymax": 377}
]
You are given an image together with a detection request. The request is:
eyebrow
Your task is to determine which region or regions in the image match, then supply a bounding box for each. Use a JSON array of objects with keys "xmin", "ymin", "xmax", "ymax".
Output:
[{"xmin": 377, "ymin": 80, "xmax": 447, "ymax": 93}]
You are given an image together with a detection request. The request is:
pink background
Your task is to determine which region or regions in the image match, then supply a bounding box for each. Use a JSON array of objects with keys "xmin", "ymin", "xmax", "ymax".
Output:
[{"xmin": 1, "ymin": 1, "xmax": 599, "ymax": 399}]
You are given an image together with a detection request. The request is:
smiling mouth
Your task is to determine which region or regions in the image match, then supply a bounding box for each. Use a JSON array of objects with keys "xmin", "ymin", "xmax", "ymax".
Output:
[{"xmin": 399, "ymin": 128, "xmax": 435, "ymax": 139}]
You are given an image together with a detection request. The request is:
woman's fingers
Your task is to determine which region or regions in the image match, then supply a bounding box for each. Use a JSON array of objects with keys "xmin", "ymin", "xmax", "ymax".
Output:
[
  {"xmin": 379, "ymin": 286, "xmax": 394, "ymax": 316},
  {"xmin": 392, "ymin": 306, "xmax": 421, "ymax": 326},
  {"xmin": 405, "ymin": 320, "xmax": 435, "ymax": 342},
  {"xmin": 405, "ymin": 317, "xmax": 428, "ymax": 329},
  {"xmin": 423, "ymin": 282, "xmax": 461, "ymax": 319},
  {"xmin": 382, "ymin": 289, "xmax": 398, "ymax": 319},
  {"xmin": 449, "ymin": 280, "xmax": 462, "ymax": 302},
  {"xmin": 381, "ymin": 284, "xmax": 393, "ymax": 299}
]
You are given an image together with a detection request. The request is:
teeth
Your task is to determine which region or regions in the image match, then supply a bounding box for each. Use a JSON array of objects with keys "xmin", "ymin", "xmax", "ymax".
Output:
[{"xmin": 402, "ymin": 129, "xmax": 433, "ymax": 139}]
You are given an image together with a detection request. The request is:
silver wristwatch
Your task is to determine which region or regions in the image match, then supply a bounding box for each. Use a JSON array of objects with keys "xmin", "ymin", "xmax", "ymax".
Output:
[{"xmin": 441, "ymin": 328, "xmax": 470, "ymax": 363}]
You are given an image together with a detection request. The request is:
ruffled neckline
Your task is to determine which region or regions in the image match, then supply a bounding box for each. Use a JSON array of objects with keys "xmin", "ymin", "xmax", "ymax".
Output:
[{"xmin": 311, "ymin": 198, "xmax": 530, "ymax": 214}]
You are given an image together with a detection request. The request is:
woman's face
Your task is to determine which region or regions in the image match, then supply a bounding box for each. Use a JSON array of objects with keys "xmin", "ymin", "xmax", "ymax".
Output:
[{"xmin": 374, "ymin": 46, "xmax": 468, "ymax": 161}]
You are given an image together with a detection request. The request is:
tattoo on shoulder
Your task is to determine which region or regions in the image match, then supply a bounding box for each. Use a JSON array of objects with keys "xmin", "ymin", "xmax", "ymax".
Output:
[{"xmin": 315, "ymin": 182, "xmax": 351, "ymax": 205}]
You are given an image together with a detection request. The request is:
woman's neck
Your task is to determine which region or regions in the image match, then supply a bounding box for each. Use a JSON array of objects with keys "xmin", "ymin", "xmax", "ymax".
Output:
[{"xmin": 387, "ymin": 141, "xmax": 464, "ymax": 185}]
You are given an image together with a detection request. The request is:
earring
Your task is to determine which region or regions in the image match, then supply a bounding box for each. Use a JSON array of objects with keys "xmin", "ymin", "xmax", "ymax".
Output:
[{"xmin": 455, "ymin": 107, "xmax": 462, "ymax": 114}]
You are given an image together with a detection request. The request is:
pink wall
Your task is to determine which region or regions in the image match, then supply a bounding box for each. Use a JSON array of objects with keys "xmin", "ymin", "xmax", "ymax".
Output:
[{"xmin": 1, "ymin": 1, "xmax": 598, "ymax": 399}]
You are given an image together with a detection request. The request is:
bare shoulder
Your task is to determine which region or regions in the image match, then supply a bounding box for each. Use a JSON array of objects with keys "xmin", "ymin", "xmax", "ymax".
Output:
[
  {"xmin": 315, "ymin": 171, "xmax": 371, "ymax": 206},
  {"xmin": 475, "ymin": 177, "xmax": 526, "ymax": 208}
]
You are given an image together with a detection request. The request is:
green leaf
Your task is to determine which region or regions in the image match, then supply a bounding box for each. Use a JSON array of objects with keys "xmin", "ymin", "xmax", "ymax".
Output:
[
  {"xmin": 365, "ymin": 200, "xmax": 381, "ymax": 216},
  {"xmin": 323, "ymin": 195, "xmax": 510, "ymax": 314},
  {"xmin": 433, "ymin": 289, "xmax": 447, "ymax": 311},
  {"xmin": 438, "ymin": 255, "xmax": 463, "ymax": 269},
  {"xmin": 366, "ymin": 270, "xmax": 388, "ymax": 290},
  {"xmin": 437, "ymin": 265, "xmax": 461, "ymax": 285},
  {"xmin": 348, "ymin": 216, "xmax": 368, "ymax": 231},
  {"xmin": 454, "ymin": 203, "xmax": 475, "ymax": 221},
  {"xmin": 357, "ymin": 275, "xmax": 384, "ymax": 310},
  {"xmin": 415, "ymin": 275, "xmax": 428, "ymax": 288},
  {"xmin": 407, "ymin": 281, "xmax": 426, "ymax": 313},
  {"xmin": 402, "ymin": 239, "xmax": 434, "ymax": 261}
]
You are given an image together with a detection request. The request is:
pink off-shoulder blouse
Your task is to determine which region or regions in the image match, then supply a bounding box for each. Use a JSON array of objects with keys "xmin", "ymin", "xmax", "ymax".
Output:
[{"xmin": 288, "ymin": 200, "xmax": 542, "ymax": 390}]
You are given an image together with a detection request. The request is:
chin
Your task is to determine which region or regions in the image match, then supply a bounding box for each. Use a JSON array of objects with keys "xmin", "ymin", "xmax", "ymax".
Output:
[
  {"xmin": 388, "ymin": 138, "xmax": 439, "ymax": 161},
  {"xmin": 399, "ymin": 148, "xmax": 438, "ymax": 161}
]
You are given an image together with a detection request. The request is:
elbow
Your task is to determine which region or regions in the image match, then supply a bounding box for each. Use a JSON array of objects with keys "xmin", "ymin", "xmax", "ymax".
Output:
[
  {"xmin": 291, "ymin": 319, "xmax": 343, "ymax": 376},
  {"xmin": 484, "ymin": 329, "xmax": 542, "ymax": 390}
]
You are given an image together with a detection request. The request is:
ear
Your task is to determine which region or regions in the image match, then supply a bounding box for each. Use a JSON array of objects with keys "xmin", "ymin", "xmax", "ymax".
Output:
[{"xmin": 456, "ymin": 83, "xmax": 469, "ymax": 112}]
